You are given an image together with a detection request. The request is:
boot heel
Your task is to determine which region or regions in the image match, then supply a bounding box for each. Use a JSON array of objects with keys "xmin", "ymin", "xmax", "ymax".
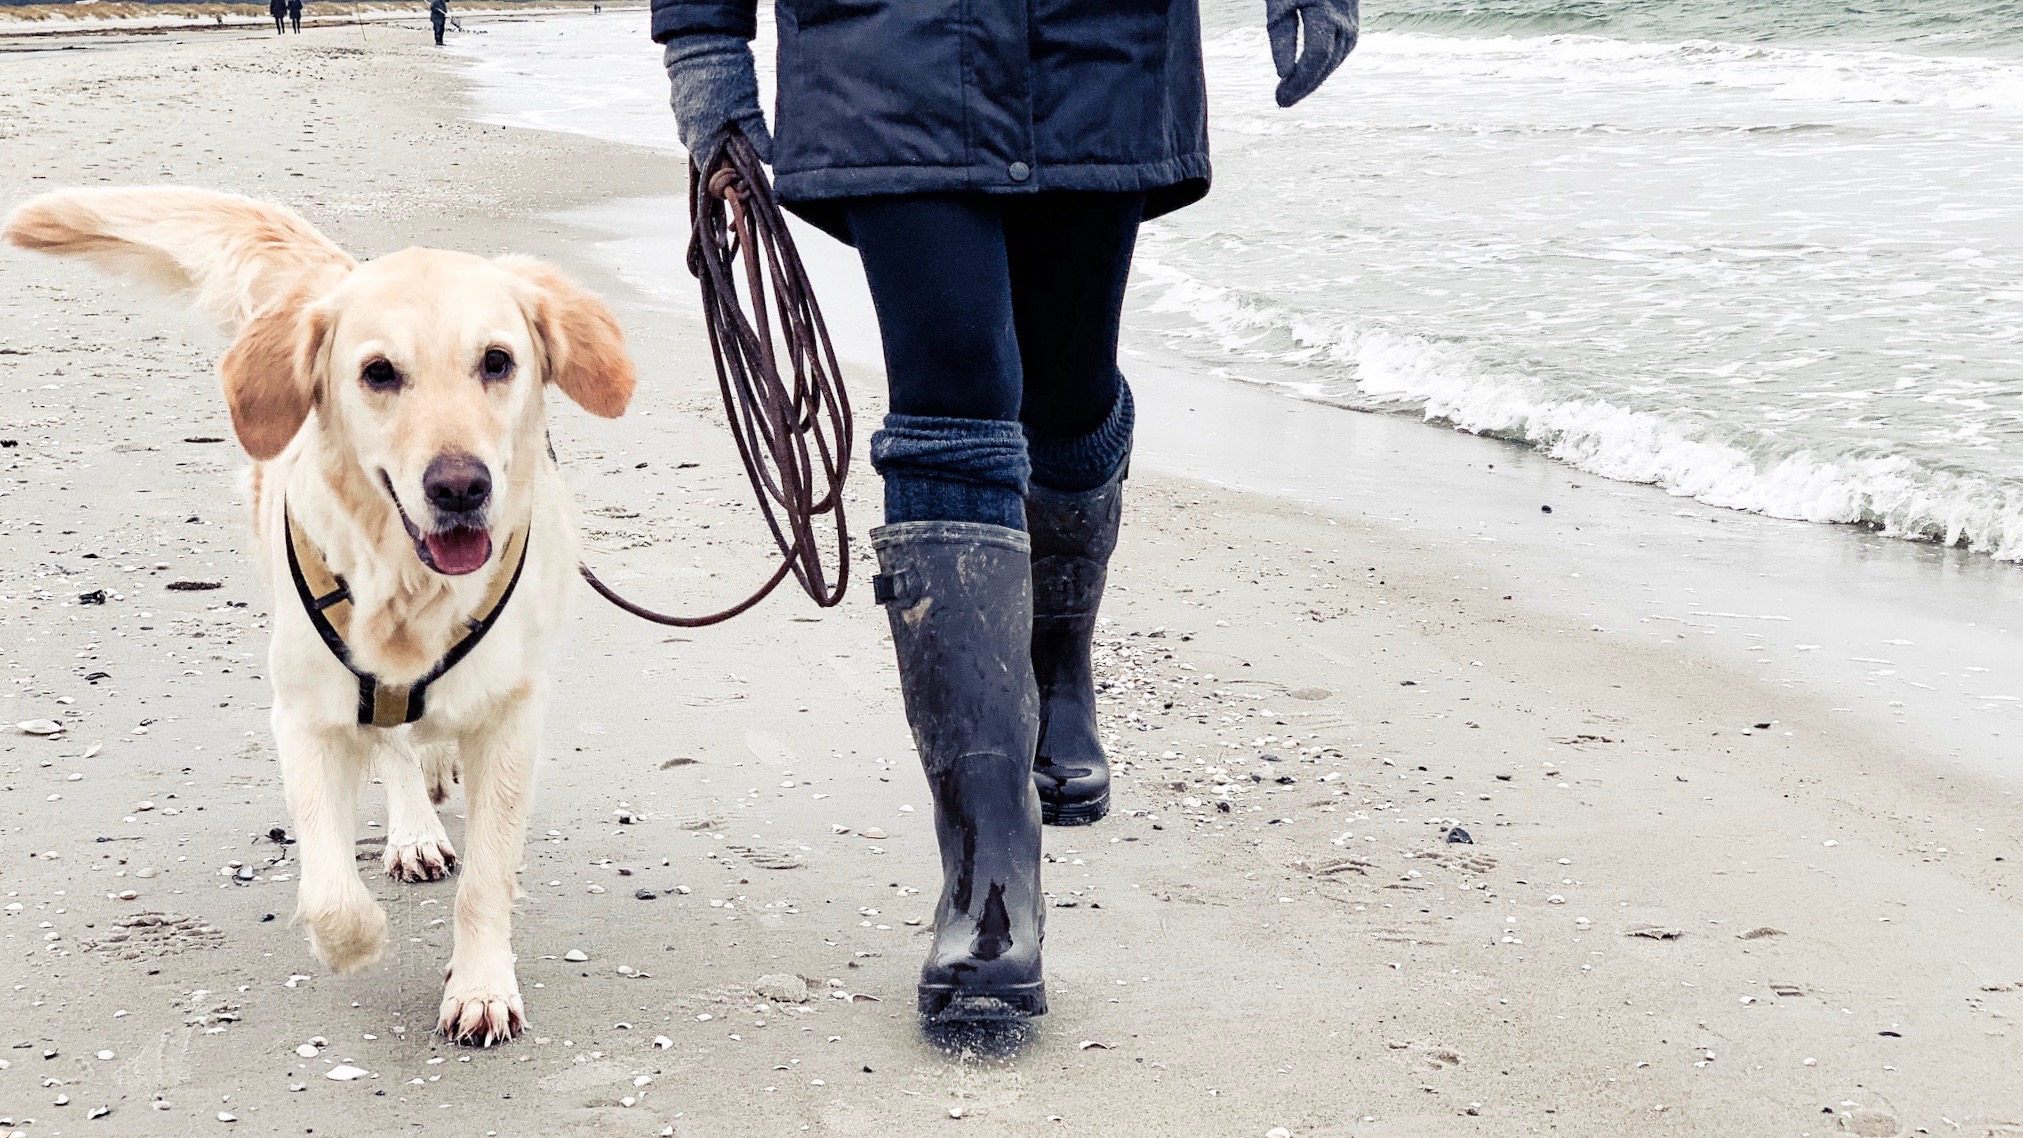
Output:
[
  {"xmin": 1039, "ymin": 789, "xmax": 1109, "ymax": 826},
  {"xmin": 919, "ymin": 982, "xmax": 1048, "ymax": 1021}
]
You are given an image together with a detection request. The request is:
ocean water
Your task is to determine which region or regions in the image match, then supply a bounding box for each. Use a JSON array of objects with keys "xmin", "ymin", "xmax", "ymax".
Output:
[
  {"xmin": 451, "ymin": 4, "xmax": 2023, "ymax": 777},
  {"xmin": 1166, "ymin": 0, "xmax": 2023, "ymax": 563}
]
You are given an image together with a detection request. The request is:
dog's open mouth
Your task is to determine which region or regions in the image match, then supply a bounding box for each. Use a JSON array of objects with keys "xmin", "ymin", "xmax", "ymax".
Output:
[
  {"xmin": 422, "ymin": 527, "xmax": 493, "ymax": 576},
  {"xmin": 381, "ymin": 471, "xmax": 493, "ymax": 577}
]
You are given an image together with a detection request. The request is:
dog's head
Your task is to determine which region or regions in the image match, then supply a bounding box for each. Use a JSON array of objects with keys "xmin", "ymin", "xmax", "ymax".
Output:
[
  {"xmin": 223, "ymin": 249, "xmax": 635, "ymax": 575},
  {"xmin": 4, "ymin": 187, "xmax": 635, "ymax": 578}
]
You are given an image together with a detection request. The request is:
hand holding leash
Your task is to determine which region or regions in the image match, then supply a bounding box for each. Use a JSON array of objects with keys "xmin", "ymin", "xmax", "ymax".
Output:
[{"xmin": 663, "ymin": 34, "xmax": 774, "ymax": 169}]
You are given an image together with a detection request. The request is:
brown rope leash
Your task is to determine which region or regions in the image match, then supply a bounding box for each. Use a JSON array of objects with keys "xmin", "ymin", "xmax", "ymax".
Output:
[{"xmin": 577, "ymin": 130, "xmax": 853, "ymax": 627}]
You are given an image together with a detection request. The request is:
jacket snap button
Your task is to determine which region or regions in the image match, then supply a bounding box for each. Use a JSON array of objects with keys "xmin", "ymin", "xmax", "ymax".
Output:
[{"xmin": 1007, "ymin": 161, "xmax": 1031, "ymax": 182}]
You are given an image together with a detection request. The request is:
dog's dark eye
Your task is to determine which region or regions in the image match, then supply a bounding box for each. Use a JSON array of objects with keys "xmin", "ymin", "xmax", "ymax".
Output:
[
  {"xmin": 361, "ymin": 359, "xmax": 401, "ymax": 392},
  {"xmin": 480, "ymin": 348, "xmax": 515, "ymax": 383}
]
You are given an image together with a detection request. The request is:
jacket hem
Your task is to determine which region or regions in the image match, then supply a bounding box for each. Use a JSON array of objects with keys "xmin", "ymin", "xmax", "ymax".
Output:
[{"xmin": 776, "ymin": 153, "xmax": 1209, "ymax": 204}]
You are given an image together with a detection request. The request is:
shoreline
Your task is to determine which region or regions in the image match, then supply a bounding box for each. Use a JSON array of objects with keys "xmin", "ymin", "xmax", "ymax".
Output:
[{"xmin": 1, "ymin": 18, "xmax": 2020, "ymax": 1137}]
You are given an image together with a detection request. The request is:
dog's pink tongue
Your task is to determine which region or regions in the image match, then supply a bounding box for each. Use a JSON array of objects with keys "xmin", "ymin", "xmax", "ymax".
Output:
[{"xmin": 425, "ymin": 527, "xmax": 493, "ymax": 576}]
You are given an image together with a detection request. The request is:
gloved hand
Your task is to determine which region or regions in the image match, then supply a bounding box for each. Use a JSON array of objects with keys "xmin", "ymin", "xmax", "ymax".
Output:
[
  {"xmin": 664, "ymin": 34, "xmax": 774, "ymax": 167},
  {"xmin": 1265, "ymin": 0, "xmax": 1359, "ymax": 108}
]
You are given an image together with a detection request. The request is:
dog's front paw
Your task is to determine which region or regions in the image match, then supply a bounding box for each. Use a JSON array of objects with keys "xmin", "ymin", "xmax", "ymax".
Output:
[
  {"xmin": 299, "ymin": 894, "xmax": 388, "ymax": 973},
  {"xmin": 384, "ymin": 834, "xmax": 458, "ymax": 883},
  {"xmin": 438, "ymin": 967, "xmax": 526, "ymax": 1047}
]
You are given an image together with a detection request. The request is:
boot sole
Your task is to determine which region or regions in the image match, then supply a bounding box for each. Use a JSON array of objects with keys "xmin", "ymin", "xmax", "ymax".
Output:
[
  {"xmin": 919, "ymin": 982, "xmax": 1048, "ymax": 1021},
  {"xmin": 1041, "ymin": 790, "xmax": 1109, "ymax": 827}
]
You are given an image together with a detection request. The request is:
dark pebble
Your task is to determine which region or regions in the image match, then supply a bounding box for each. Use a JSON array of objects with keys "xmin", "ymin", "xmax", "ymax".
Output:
[
  {"xmin": 261, "ymin": 913, "xmax": 276, "ymax": 922},
  {"xmin": 1752, "ymin": 721, "xmax": 1772, "ymax": 730},
  {"xmin": 634, "ymin": 888, "xmax": 658, "ymax": 901},
  {"xmin": 1540, "ymin": 505, "xmax": 1553, "ymax": 513},
  {"xmin": 1444, "ymin": 827, "xmax": 1474, "ymax": 845},
  {"xmin": 78, "ymin": 590, "xmax": 107, "ymax": 605}
]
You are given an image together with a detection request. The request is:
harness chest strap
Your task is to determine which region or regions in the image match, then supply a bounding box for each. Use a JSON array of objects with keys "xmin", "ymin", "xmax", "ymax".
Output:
[{"xmin": 285, "ymin": 508, "xmax": 530, "ymax": 728}]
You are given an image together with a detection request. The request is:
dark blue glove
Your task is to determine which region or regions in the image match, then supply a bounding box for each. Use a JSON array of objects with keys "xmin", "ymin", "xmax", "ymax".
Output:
[
  {"xmin": 663, "ymin": 34, "xmax": 774, "ymax": 167},
  {"xmin": 1266, "ymin": 0, "xmax": 1359, "ymax": 108}
]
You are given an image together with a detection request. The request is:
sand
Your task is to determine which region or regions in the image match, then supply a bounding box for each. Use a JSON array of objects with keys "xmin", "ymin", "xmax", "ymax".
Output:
[{"xmin": 1, "ymin": 18, "xmax": 2021, "ymax": 1138}]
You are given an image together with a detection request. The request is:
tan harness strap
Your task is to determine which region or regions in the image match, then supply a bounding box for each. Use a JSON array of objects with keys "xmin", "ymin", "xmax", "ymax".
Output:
[{"xmin": 285, "ymin": 508, "xmax": 529, "ymax": 728}]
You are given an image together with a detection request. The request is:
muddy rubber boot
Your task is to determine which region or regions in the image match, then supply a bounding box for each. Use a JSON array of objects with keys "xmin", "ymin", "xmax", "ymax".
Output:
[
  {"xmin": 872, "ymin": 521, "xmax": 1047, "ymax": 1021},
  {"xmin": 1026, "ymin": 467, "xmax": 1124, "ymax": 825}
]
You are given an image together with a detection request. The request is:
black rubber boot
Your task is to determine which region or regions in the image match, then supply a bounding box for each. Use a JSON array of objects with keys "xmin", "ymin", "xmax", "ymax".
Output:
[
  {"xmin": 872, "ymin": 521, "xmax": 1047, "ymax": 1021},
  {"xmin": 1026, "ymin": 466, "xmax": 1124, "ymax": 825}
]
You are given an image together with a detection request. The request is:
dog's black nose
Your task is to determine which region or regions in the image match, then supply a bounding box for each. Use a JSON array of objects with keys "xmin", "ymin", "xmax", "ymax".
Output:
[{"xmin": 423, "ymin": 454, "xmax": 491, "ymax": 516}]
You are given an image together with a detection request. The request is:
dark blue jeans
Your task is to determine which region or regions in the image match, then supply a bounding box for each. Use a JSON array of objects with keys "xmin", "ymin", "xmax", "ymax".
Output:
[{"xmin": 845, "ymin": 192, "xmax": 1142, "ymax": 530}]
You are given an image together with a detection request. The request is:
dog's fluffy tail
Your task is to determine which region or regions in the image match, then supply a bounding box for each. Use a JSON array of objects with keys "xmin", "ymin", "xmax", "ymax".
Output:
[{"xmin": 3, "ymin": 187, "xmax": 353, "ymax": 330}]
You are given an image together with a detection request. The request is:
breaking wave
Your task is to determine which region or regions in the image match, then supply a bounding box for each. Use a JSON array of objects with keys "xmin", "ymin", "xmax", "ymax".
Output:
[{"xmin": 1136, "ymin": 261, "xmax": 2023, "ymax": 561}]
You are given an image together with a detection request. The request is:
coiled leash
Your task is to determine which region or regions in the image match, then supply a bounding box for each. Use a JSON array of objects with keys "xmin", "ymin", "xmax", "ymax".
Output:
[{"xmin": 578, "ymin": 129, "xmax": 853, "ymax": 627}]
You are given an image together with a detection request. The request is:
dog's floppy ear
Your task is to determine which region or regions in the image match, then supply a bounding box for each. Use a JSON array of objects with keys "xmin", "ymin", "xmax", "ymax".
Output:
[
  {"xmin": 497, "ymin": 256, "xmax": 635, "ymax": 418},
  {"xmin": 217, "ymin": 275, "xmax": 335, "ymax": 461}
]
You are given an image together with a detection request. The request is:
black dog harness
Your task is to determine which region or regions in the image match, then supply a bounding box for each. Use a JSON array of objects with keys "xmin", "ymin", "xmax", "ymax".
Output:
[{"xmin": 285, "ymin": 508, "xmax": 530, "ymax": 728}]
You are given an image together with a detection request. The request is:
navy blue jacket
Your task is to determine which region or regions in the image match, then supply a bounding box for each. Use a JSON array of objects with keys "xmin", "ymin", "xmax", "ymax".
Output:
[{"xmin": 651, "ymin": 0, "xmax": 1210, "ymax": 231}]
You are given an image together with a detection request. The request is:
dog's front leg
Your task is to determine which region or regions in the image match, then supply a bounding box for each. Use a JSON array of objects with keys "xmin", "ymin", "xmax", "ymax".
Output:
[
  {"xmin": 379, "ymin": 743, "xmax": 459, "ymax": 883},
  {"xmin": 437, "ymin": 695, "xmax": 538, "ymax": 1046},
  {"xmin": 277, "ymin": 713, "xmax": 387, "ymax": 972}
]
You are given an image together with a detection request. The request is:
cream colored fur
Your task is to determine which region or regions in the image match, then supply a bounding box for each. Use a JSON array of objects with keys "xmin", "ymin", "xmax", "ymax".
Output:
[{"xmin": 3, "ymin": 187, "xmax": 637, "ymax": 1047}]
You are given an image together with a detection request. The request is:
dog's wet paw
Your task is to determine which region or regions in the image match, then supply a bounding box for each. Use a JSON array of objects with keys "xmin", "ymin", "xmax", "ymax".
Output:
[
  {"xmin": 384, "ymin": 835, "xmax": 458, "ymax": 883},
  {"xmin": 437, "ymin": 974, "xmax": 525, "ymax": 1047},
  {"xmin": 300, "ymin": 896, "xmax": 388, "ymax": 973}
]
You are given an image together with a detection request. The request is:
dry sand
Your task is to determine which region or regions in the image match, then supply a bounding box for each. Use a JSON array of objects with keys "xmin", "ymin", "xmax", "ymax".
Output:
[{"xmin": 2, "ymin": 19, "xmax": 2021, "ymax": 1138}]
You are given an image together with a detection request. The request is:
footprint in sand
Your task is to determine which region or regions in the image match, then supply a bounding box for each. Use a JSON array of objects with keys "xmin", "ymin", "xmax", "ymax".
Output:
[
  {"xmin": 86, "ymin": 912, "xmax": 225, "ymax": 960},
  {"xmin": 726, "ymin": 844, "xmax": 807, "ymax": 871},
  {"xmin": 1833, "ymin": 1105, "xmax": 1900, "ymax": 1136}
]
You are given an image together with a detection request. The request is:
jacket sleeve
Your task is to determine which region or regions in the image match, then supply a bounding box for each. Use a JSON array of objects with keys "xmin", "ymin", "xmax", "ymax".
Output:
[{"xmin": 650, "ymin": 0, "xmax": 757, "ymax": 43}]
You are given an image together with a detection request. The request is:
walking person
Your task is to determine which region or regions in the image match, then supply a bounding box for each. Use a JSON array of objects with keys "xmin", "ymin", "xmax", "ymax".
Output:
[
  {"xmin": 268, "ymin": 0, "xmax": 286, "ymax": 35},
  {"xmin": 287, "ymin": 0, "xmax": 301, "ymax": 33},
  {"xmin": 429, "ymin": 0, "xmax": 448, "ymax": 45},
  {"xmin": 658, "ymin": 0, "xmax": 1357, "ymax": 1022}
]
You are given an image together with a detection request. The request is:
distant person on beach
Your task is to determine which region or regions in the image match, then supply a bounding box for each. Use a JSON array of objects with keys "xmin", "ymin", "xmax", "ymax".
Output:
[
  {"xmin": 660, "ymin": 0, "xmax": 1358, "ymax": 1023},
  {"xmin": 287, "ymin": 0, "xmax": 301, "ymax": 32},
  {"xmin": 429, "ymin": 0, "xmax": 448, "ymax": 45},
  {"xmin": 269, "ymin": 0, "xmax": 286, "ymax": 35}
]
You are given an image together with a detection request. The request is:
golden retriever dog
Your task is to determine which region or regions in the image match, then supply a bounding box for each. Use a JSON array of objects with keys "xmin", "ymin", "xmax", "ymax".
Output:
[{"xmin": 3, "ymin": 187, "xmax": 635, "ymax": 1045}]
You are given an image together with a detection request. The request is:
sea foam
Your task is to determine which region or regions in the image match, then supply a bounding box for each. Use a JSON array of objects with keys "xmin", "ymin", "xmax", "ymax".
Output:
[{"xmin": 1137, "ymin": 256, "xmax": 2023, "ymax": 561}]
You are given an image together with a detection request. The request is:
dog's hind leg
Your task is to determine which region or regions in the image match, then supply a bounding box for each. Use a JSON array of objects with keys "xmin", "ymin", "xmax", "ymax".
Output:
[
  {"xmin": 422, "ymin": 742, "xmax": 459, "ymax": 805},
  {"xmin": 379, "ymin": 742, "xmax": 458, "ymax": 884},
  {"xmin": 437, "ymin": 694, "xmax": 539, "ymax": 1046},
  {"xmin": 277, "ymin": 714, "xmax": 387, "ymax": 973}
]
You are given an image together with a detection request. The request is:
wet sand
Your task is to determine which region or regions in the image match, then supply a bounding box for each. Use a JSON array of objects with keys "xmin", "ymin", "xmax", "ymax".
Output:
[{"xmin": 2, "ymin": 20, "xmax": 2021, "ymax": 1138}]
